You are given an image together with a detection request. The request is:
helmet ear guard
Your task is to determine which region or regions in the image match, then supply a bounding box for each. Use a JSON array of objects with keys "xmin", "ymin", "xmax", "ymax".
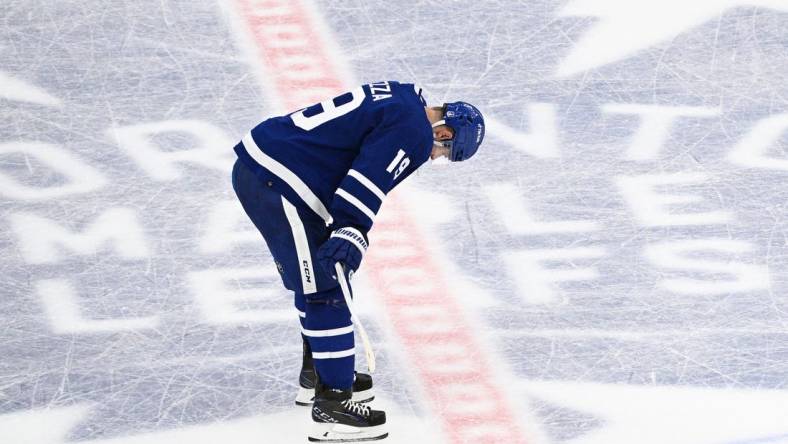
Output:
[{"xmin": 437, "ymin": 102, "xmax": 485, "ymax": 162}]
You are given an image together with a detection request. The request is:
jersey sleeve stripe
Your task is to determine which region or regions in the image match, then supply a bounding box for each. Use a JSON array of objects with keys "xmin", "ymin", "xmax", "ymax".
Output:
[
  {"xmin": 335, "ymin": 188, "xmax": 376, "ymax": 221},
  {"xmin": 242, "ymin": 132, "xmax": 333, "ymax": 225},
  {"xmin": 347, "ymin": 169, "xmax": 386, "ymax": 201}
]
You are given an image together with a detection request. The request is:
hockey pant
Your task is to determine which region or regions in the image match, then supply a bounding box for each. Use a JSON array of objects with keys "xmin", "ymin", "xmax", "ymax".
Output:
[{"xmin": 231, "ymin": 159, "xmax": 355, "ymax": 390}]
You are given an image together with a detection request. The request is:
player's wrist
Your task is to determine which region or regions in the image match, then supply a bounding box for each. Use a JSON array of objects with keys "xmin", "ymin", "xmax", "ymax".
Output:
[{"xmin": 330, "ymin": 226, "xmax": 368, "ymax": 257}]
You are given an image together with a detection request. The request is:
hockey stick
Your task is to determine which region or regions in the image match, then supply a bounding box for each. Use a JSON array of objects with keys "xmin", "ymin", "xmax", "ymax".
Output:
[{"xmin": 335, "ymin": 262, "xmax": 376, "ymax": 373}]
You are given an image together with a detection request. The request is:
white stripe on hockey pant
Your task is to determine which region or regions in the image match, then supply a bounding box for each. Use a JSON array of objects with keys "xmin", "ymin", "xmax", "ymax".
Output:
[
  {"xmin": 242, "ymin": 132, "xmax": 333, "ymax": 224},
  {"xmin": 281, "ymin": 196, "xmax": 318, "ymax": 294},
  {"xmin": 335, "ymin": 188, "xmax": 376, "ymax": 221},
  {"xmin": 312, "ymin": 347, "xmax": 355, "ymax": 359},
  {"xmin": 301, "ymin": 325, "xmax": 353, "ymax": 337},
  {"xmin": 297, "ymin": 310, "xmax": 306, "ymax": 318},
  {"xmin": 347, "ymin": 169, "xmax": 386, "ymax": 201}
]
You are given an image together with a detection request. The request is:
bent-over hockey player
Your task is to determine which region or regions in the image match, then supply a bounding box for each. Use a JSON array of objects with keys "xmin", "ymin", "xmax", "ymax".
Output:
[{"xmin": 231, "ymin": 80, "xmax": 485, "ymax": 442}]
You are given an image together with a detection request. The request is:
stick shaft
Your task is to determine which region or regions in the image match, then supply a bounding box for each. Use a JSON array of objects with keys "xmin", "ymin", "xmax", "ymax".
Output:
[{"xmin": 334, "ymin": 263, "xmax": 376, "ymax": 372}]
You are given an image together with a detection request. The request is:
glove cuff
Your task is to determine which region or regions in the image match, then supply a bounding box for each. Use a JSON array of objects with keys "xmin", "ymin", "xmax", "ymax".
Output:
[{"xmin": 330, "ymin": 227, "xmax": 368, "ymax": 257}]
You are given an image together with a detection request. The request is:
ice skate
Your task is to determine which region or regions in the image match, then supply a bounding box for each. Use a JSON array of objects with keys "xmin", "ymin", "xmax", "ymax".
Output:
[{"xmin": 308, "ymin": 383, "xmax": 387, "ymax": 442}]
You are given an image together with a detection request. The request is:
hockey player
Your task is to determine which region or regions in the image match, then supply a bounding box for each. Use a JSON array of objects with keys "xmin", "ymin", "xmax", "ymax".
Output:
[{"xmin": 231, "ymin": 80, "xmax": 484, "ymax": 442}]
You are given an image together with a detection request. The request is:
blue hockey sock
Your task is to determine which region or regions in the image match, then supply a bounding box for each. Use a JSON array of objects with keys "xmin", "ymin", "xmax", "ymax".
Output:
[
  {"xmin": 295, "ymin": 292, "xmax": 307, "ymax": 329},
  {"xmin": 303, "ymin": 286, "xmax": 355, "ymax": 390},
  {"xmin": 294, "ymin": 292, "xmax": 312, "ymax": 365}
]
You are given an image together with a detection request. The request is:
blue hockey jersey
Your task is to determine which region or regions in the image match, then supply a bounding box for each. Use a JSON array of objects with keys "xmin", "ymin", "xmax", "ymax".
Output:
[{"xmin": 234, "ymin": 81, "xmax": 434, "ymax": 233}]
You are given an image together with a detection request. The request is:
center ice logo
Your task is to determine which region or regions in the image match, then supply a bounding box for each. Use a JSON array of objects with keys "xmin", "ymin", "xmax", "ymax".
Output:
[{"xmin": 556, "ymin": 0, "xmax": 788, "ymax": 77}]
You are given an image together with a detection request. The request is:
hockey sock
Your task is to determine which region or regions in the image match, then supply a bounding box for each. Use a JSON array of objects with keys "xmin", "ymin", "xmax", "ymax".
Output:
[
  {"xmin": 295, "ymin": 292, "xmax": 307, "ymax": 329},
  {"xmin": 304, "ymin": 286, "xmax": 355, "ymax": 390}
]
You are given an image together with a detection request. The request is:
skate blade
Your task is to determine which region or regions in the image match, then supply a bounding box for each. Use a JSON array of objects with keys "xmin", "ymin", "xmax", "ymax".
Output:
[
  {"xmin": 308, "ymin": 423, "xmax": 387, "ymax": 442},
  {"xmin": 295, "ymin": 387, "xmax": 314, "ymax": 406},
  {"xmin": 295, "ymin": 387, "xmax": 374, "ymax": 406}
]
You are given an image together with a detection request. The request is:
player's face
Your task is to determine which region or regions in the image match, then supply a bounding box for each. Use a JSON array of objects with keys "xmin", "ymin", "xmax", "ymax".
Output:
[
  {"xmin": 431, "ymin": 125, "xmax": 454, "ymax": 160},
  {"xmin": 433, "ymin": 125, "xmax": 454, "ymax": 142}
]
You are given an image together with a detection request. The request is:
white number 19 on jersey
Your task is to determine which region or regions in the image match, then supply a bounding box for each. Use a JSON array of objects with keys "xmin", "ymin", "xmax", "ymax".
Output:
[{"xmin": 290, "ymin": 87, "xmax": 366, "ymax": 131}]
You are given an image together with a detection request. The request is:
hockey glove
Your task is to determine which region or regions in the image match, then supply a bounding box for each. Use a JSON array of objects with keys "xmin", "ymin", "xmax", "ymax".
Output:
[{"xmin": 317, "ymin": 227, "xmax": 368, "ymax": 280}]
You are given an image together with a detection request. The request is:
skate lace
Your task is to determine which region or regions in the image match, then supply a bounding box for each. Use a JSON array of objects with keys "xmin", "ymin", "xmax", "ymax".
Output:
[{"xmin": 340, "ymin": 399, "xmax": 370, "ymax": 417}]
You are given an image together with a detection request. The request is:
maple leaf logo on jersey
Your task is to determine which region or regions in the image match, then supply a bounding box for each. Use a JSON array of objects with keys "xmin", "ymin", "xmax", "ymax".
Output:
[{"xmin": 556, "ymin": 0, "xmax": 788, "ymax": 78}]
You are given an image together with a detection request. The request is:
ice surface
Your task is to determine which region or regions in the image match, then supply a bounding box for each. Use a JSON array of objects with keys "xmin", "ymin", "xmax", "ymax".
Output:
[{"xmin": 1, "ymin": 1, "xmax": 787, "ymax": 443}]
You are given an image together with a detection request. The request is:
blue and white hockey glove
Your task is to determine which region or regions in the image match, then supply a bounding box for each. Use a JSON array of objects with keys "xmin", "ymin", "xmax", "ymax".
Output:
[{"xmin": 317, "ymin": 227, "xmax": 368, "ymax": 280}]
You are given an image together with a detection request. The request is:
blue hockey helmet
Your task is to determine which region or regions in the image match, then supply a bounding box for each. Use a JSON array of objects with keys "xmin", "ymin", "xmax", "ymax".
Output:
[{"xmin": 433, "ymin": 101, "xmax": 485, "ymax": 162}]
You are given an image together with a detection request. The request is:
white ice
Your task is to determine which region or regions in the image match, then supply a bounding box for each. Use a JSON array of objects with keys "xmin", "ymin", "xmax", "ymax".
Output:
[{"xmin": 1, "ymin": 1, "xmax": 787, "ymax": 443}]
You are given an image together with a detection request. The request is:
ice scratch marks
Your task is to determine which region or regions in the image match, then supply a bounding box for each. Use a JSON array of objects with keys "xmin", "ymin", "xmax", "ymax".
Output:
[
  {"xmin": 518, "ymin": 380, "xmax": 788, "ymax": 444},
  {"xmin": 0, "ymin": 71, "xmax": 61, "ymax": 106},
  {"xmin": 556, "ymin": 0, "xmax": 788, "ymax": 77}
]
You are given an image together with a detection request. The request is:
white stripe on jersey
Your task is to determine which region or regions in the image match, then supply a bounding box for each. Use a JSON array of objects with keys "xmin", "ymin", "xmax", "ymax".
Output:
[
  {"xmin": 312, "ymin": 348, "xmax": 355, "ymax": 359},
  {"xmin": 242, "ymin": 132, "xmax": 333, "ymax": 225},
  {"xmin": 347, "ymin": 169, "xmax": 386, "ymax": 201},
  {"xmin": 282, "ymin": 196, "xmax": 318, "ymax": 294},
  {"xmin": 335, "ymin": 188, "xmax": 376, "ymax": 221}
]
